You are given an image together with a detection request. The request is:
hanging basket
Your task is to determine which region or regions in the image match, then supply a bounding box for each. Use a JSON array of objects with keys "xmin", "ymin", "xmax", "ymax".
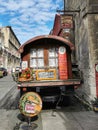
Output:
[
  {"xmin": 18, "ymin": 77, "xmax": 32, "ymax": 82},
  {"xmin": 18, "ymin": 77, "xmax": 27, "ymax": 82}
]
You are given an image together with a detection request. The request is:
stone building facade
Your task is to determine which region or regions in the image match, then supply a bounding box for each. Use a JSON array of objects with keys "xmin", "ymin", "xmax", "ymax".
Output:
[
  {"xmin": 0, "ymin": 26, "xmax": 21, "ymax": 73},
  {"xmin": 65, "ymin": 0, "xmax": 98, "ymax": 101}
]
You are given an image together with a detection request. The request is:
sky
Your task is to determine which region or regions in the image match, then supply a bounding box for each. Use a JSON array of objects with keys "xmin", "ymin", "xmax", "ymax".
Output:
[{"xmin": 0, "ymin": 0, "xmax": 63, "ymax": 44}]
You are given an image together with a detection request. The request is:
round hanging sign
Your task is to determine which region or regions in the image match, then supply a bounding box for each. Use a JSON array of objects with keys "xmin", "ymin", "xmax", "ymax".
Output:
[
  {"xmin": 19, "ymin": 92, "xmax": 42, "ymax": 117},
  {"xmin": 59, "ymin": 46, "xmax": 66, "ymax": 54},
  {"xmin": 96, "ymin": 64, "xmax": 98, "ymax": 72}
]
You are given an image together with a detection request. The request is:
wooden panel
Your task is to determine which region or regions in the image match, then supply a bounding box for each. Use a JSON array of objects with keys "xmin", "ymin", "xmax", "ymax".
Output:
[
  {"xmin": 44, "ymin": 48, "xmax": 48, "ymax": 66},
  {"xmin": 18, "ymin": 79, "xmax": 81, "ymax": 87},
  {"xmin": 67, "ymin": 52, "xmax": 72, "ymax": 78},
  {"xmin": 36, "ymin": 69, "xmax": 56, "ymax": 80}
]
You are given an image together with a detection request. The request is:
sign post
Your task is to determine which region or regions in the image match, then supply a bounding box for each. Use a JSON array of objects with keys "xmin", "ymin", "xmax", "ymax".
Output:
[{"xmin": 19, "ymin": 92, "xmax": 42, "ymax": 129}]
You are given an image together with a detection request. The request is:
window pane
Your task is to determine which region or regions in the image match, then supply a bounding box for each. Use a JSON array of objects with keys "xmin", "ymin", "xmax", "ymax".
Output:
[
  {"xmin": 49, "ymin": 48, "xmax": 55, "ymax": 57},
  {"xmin": 56, "ymin": 58, "xmax": 58, "ymax": 67},
  {"xmin": 38, "ymin": 59, "xmax": 44, "ymax": 67},
  {"xmin": 37, "ymin": 49, "xmax": 44, "ymax": 57},
  {"xmin": 49, "ymin": 59, "xmax": 55, "ymax": 67},
  {"xmin": 30, "ymin": 49, "xmax": 36, "ymax": 57},
  {"xmin": 30, "ymin": 59, "xmax": 37, "ymax": 67}
]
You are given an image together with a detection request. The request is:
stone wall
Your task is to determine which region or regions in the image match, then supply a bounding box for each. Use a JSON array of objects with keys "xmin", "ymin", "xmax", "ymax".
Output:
[
  {"xmin": 66, "ymin": 0, "xmax": 98, "ymax": 101},
  {"xmin": 66, "ymin": 0, "xmax": 82, "ymax": 9}
]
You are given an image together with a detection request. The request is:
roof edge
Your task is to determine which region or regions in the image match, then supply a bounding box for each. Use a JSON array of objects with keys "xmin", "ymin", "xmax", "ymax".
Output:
[{"xmin": 19, "ymin": 35, "xmax": 74, "ymax": 53}]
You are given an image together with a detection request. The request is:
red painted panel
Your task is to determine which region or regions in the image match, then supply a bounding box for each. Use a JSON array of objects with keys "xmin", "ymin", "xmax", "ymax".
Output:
[
  {"xmin": 58, "ymin": 46, "xmax": 68, "ymax": 80},
  {"xmin": 52, "ymin": 14, "xmax": 61, "ymax": 35},
  {"xmin": 95, "ymin": 64, "xmax": 98, "ymax": 97}
]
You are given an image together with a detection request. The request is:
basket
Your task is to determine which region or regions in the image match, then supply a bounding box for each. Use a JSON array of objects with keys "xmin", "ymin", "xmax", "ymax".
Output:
[{"xmin": 18, "ymin": 77, "xmax": 32, "ymax": 82}]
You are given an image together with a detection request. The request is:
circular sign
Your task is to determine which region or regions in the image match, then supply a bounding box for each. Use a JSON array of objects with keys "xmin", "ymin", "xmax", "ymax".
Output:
[
  {"xmin": 96, "ymin": 64, "xmax": 98, "ymax": 72},
  {"xmin": 19, "ymin": 92, "xmax": 42, "ymax": 117},
  {"xmin": 59, "ymin": 46, "xmax": 66, "ymax": 54}
]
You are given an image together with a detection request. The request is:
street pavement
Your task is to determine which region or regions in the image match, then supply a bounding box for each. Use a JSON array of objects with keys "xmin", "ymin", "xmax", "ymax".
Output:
[
  {"xmin": 41, "ymin": 108, "xmax": 98, "ymax": 130},
  {"xmin": 0, "ymin": 74, "xmax": 18, "ymax": 130},
  {"xmin": 0, "ymin": 74, "xmax": 17, "ymax": 107},
  {"xmin": 0, "ymin": 75, "xmax": 98, "ymax": 130}
]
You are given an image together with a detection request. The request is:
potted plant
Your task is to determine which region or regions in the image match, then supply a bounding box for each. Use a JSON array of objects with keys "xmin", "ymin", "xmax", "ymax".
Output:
[{"xmin": 91, "ymin": 97, "xmax": 98, "ymax": 112}]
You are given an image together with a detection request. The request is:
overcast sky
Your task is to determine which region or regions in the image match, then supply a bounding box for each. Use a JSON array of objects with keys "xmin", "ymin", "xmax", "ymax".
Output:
[{"xmin": 0, "ymin": 0, "xmax": 63, "ymax": 44}]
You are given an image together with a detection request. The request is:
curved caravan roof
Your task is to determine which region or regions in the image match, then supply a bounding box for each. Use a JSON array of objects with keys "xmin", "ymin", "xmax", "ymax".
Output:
[{"xmin": 18, "ymin": 35, "xmax": 74, "ymax": 53}]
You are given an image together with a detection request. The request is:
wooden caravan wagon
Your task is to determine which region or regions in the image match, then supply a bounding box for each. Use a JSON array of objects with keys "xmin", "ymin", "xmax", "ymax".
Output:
[{"xmin": 17, "ymin": 35, "xmax": 81, "ymax": 102}]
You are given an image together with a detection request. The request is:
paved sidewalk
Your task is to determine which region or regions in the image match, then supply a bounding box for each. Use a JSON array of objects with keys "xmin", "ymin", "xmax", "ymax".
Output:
[
  {"xmin": 41, "ymin": 109, "xmax": 98, "ymax": 130},
  {"xmin": 0, "ymin": 74, "xmax": 17, "ymax": 104}
]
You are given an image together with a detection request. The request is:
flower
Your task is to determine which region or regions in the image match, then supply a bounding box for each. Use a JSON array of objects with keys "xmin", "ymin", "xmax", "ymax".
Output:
[{"xmin": 20, "ymin": 68, "xmax": 31, "ymax": 79}]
